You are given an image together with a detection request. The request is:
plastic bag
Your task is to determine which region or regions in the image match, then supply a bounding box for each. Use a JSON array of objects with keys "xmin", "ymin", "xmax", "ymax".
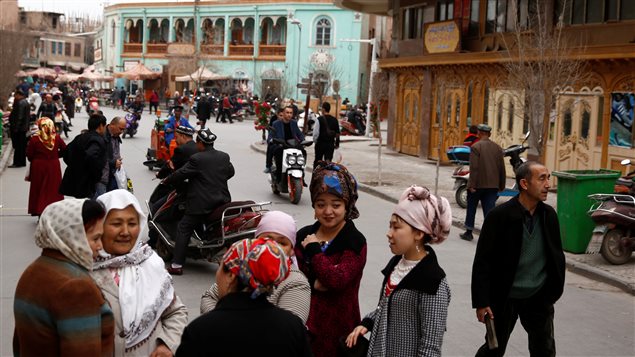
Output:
[{"xmin": 114, "ymin": 167, "xmax": 133, "ymax": 192}]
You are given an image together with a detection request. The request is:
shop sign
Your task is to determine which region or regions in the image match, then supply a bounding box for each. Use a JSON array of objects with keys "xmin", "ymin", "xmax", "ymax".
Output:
[{"xmin": 424, "ymin": 20, "xmax": 461, "ymax": 54}]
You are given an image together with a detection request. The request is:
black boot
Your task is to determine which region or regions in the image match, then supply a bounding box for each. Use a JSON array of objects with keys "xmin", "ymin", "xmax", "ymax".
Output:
[{"xmin": 460, "ymin": 230, "xmax": 473, "ymax": 241}]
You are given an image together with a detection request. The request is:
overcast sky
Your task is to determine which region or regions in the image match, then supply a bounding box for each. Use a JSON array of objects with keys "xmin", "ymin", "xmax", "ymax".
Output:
[{"xmin": 18, "ymin": 0, "xmax": 180, "ymax": 19}]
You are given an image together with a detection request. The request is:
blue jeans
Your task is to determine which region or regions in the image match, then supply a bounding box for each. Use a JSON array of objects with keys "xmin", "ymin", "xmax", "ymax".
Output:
[{"xmin": 464, "ymin": 188, "xmax": 498, "ymax": 230}]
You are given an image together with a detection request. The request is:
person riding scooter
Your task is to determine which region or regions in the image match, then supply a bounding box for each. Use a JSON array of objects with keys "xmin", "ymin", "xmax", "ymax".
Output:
[
  {"xmin": 162, "ymin": 128, "xmax": 235, "ymax": 275},
  {"xmin": 164, "ymin": 105, "xmax": 193, "ymax": 148},
  {"xmin": 272, "ymin": 106, "xmax": 305, "ymax": 185}
]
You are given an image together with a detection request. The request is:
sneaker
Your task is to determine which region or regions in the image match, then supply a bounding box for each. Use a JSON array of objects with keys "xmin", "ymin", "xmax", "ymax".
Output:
[
  {"xmin": 263, "ymin": 167, "xmax": 272, "ymax": 174},
  {"xmin": 166, "ymin": 265, "xmax": 183, "ymax": 275},
  {"xmin": 459, "ymin": 231, "xmax": 473, "ymax": 241}
]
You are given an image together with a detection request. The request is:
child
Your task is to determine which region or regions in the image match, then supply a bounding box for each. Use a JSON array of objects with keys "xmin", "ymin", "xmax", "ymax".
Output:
[{"xmin": 346, "ymin": 185, "xmax": 452, "ymax": 357}]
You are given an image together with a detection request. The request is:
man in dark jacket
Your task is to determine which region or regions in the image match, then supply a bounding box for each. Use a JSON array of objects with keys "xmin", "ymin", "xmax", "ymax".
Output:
[
  {"xmin": 97, "ymin": 117, "xmax": 126, "ymax": 195},
  {"xmin": 8, "ymin": 90, "xmax": 30, "ymax": 168},
  {"xmin": 36, "ymin": 94, "xmax": 56, "ymax": 120},
  {"xmin": 163, "ymin": 128, "xmax": 234, "ymax": 275},
  {"xmin": 157, "ymin": 126, "xmax": 198, "ymax": 179},
  {"xmin": 313, "ymin": 101, "xmax": 340, "ymax": 168},
  {"xmin": 271, "ymin": 106, "xmax": 305, "ymax": 186},
  {"xmin": 460, "ymin": 124, "xmax": 506, "ymax": 241},
  {"xmin": 59, "ymin": 114, "xmax": 107, "ymax": 199},
  {"xmin": 195, "ymin": 94, "xmax": 212, "ymax": 128},
  {"xmin": 471, "ymin": 161, "xmax": 565, "ymax": 357}
]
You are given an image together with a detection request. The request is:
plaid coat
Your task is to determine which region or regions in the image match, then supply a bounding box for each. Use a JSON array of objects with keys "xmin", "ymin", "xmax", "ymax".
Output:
[{"xmin": 361, "ymin": 246, "xmax": 450, "ymax": 357}]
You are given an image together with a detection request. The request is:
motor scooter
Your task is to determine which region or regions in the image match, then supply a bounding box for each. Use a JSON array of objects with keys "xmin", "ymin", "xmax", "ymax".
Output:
[
  {"xmin": 122, "ymin": 109, "xmax": 140, "ymax": 138},
  {"xmin": 269, "ymin": 138, "xmax": 313, "ymax": 204},
  {"xmin": 448, "ymin": 132, "xmax": 530, "ymax": 208},
  {"xmin": 586, "ymin": 193, "xmax": 635, "ymax": 265},
  {"xmin": 147, "ymin": 183, "xmax": 271, "ymax": 263},
  {"xmin": 87, "ymin": 96, "xmax": 99, "ymax": 114}
]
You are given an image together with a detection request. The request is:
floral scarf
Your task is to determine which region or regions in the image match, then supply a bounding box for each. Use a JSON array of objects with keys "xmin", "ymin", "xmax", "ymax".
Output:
[
  {"xmin": 310, "ymin": 161, "xmax": 360, "ymax": 220},
  {"xmin": 93, "ymin": 190, "xmax": 174, "ymax": 350},
  {"xmin": 36, "ymin": 117, "xmax": 56, "ymax": 150}
]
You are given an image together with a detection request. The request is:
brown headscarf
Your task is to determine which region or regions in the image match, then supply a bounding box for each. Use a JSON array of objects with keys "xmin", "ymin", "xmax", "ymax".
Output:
[
  {"xmin": 310, "ymin": 161, "xmax": 359, "ymax": 220},
  {"xmin": 36, "ymin": 117, "xmax": 56, "ymax": 150}
]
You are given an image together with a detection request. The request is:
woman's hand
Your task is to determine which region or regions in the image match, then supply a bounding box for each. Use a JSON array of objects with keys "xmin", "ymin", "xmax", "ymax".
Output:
[
  {"xmin": 345, "ymin": 325, "xmax": 368, "ymax": 348},
  {"xmin": 149, "ymin": 343, "xmax": 173, "ymax": 357},
  {"xmin": 302, "ymin": 234, "xmax": 319, "ymax": 248},
  {"xmin": 313, "ymin": 279, "xmax": 328, "ymax": 291}
]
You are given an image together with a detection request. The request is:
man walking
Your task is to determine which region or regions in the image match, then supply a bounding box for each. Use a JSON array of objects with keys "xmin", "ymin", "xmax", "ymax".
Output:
[
  {"xmin": 312, "ymin": 102, "xmax": 340, "ymax": 167},
  {"xmin": 471, "ymin": 161, "xmax": 565, "ymax": 357},
  {"xmin": 196, "ymin": 94, "xmax": 212, "ymax": 128},
  {"xmin": 460, "ymin": 124, "xmax": 506, "ymax": 241},
  {"xmin": 218, "ymin": 93, "xmax": 233, "ymax": 123},
  {"xmin": 163, "ymin": 128, "xmax": 234, "ymax": 275},
  {"xmin": 96, "ymin": 117, "xmax": 126, "ymax": 195},
  {"xmin": 8, "ymin": 90, "xmax": 30, "ymax": 168}
]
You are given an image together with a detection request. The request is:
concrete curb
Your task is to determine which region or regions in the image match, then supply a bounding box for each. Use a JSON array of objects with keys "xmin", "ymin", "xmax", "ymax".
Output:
[
  {"xmin": 250, "ymin": 141, "xmax": 633, "ymax": 296},
  {"xmin": 0, "ymin": 144, "xmax": 13, "ymax": 175}
]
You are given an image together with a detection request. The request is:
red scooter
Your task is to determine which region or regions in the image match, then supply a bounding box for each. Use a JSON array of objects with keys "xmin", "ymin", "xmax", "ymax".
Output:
[{"xmin": 88, "ymin": 96, "xmax": 100, "ymax": 114}]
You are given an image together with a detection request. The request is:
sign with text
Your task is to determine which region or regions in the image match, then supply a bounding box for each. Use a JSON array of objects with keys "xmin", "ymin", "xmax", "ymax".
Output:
[
  {"xmin": 424, "ymin": 20, "xmax": 461, "ymax": 54},
  {"xmin": 94, "ymin": 48, "xmax": 102, "ymax": 62}
]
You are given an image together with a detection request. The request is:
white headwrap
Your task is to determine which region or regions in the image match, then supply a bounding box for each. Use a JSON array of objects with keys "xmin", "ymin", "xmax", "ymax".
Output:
[
  {"xmin": 93, "ymin": 189, "xmax": 175, "ymax": 350},
  {"xmin": 35, "ymin": 198, "xmax": 93, "ymax": 270}
]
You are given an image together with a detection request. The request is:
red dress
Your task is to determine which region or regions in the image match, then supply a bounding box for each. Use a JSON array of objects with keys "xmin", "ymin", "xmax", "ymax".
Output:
[{"xmin": 26, "ymin": 135, "xmax": 66, "ymax": 215}]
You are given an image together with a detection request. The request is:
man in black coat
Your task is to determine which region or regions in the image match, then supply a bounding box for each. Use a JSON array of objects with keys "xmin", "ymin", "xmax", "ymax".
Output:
[
  {"xmin": 157, "ymin": 126, "xmax": 198, "ymax": 179},
  {"xmin": 163, "ymin": 128, "xmax": 234, "ymax": 275},
  {"xmin": 8, "ymin": 90, "xmax": 30, "ymax": 168},
  {"xmin": 471, "ymin": 161, "xmax": 565, "ymax": 357},
  {"xmin": 59, "ymin": 114, "xmax": 107, "ymax": 199},
  {"xmin": 195, "ymin": 94, "xmax": 212, "ymax": 128},
  {"xmin": 313, "ymin": 101, "xmax": 340, "ymax": 168}
]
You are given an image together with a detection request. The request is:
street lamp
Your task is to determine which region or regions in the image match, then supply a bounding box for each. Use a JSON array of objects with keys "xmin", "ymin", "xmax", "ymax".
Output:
[
  {"xmin": 288, "ymin": 18, "xmax": 302, "ymax": 99},
  {"xmin": 340, "ymin": 38, "xmax": 377, "ymax": 137}
]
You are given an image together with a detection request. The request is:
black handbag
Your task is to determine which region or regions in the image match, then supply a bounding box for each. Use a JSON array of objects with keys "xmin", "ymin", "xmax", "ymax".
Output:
[{"xmin": 337, "ymin": 335, "xmax": 369, "ymax": 357}]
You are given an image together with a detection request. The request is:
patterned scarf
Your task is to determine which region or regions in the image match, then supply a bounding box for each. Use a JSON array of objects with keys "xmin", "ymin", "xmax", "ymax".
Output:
[
  {"xmin": 222, "ymin": 237, "xmax": 291, "ymax": 299},
  {"xmin": 310, "ymin": 161, "xmax": 360, "ymax": 220},
  {"xmin": 392, "ymin": 185, "xmax": 452, "ymax": 243},
  {"xmin": 93, "ymin": 190, "xmax": 174, "ymax": 350},
  {"xmin": 35, "ymin": 198, "xmax": 93, "ymax": 270},
  {"xmin": 36, "ymin": 117, "xmax": 56, "ymax": 150}
]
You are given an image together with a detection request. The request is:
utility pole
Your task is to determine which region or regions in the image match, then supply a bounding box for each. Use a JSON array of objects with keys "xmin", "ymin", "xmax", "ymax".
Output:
[{"xmin": 340, "ymin": 38, "xmax": 377, "ymax": 137}]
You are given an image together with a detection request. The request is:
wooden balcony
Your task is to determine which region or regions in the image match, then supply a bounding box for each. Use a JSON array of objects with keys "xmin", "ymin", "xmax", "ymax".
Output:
[
  {"xmin": 123, "ymin": 43, "xmax": 142, "ymax": 54},
  {"xmin": 201, "ymin": 44, "xmax": 224, "ymax": 56},
  {"xmin": 229, "ymin": 44, "xmax": 254, "ymax": 56},
  {"xmin": 147, "ymin": 43, "xmax": 167, "ymax": 54},
  {"xmin": 259, "ymin": 44, "xmax": 286, "ymax": 57}
]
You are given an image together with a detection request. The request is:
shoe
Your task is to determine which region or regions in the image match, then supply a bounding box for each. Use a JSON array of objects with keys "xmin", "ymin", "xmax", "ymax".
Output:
[
  {"xmin": 459, "ymin": 231, "xmax": 473, "ymax": 241},
  {"xmin": 166, "ymin": 266, "xmax": 183, "ymax": 275},
  {"xmin": 263, "ymin": 167, "xmax": 271, "ymax": 173}
]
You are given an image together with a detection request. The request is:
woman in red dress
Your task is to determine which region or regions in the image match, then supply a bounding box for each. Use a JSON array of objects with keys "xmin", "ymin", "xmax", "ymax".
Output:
[{"xmin": 26, "ymin": 117, "xmax": 66, "ymax": 216}]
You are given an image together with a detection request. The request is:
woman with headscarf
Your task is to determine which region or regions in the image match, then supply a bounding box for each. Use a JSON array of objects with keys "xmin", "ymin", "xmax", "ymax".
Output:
[
  {"xmin": 200, "ymin": 211, "xmax": 311, "ymax": 323},
  {"xmin": 26, "ymin": 117, "xmax": 66, "ymax": 216},
  {"xmin": 177, "ymin": 237, "xmax": 311, "ymax": 356},
  {"xmin": 295, "ymin": 161, "xmax": 367, "ymax": 357},
  {"xmin": 91, "ymin": 189, "xmax": 188, "ymax": 356},
  {"xmin": 345, "ymin": 185, "xmax": 452, "ymax": 357},
  {"xmin": 13, "ymin": 198, "xmax": 114, "ymax": 355}
]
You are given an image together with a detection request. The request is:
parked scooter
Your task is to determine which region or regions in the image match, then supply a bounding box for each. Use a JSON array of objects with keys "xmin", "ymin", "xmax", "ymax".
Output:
[
  {"xmin": 269, "ymin": 138, "xmax": 313, "ymax": 204},
  {"xmin": 146, "ymin": 183, "xmax": 270, "ymax": 263},
  {"xmin": 448, "ymin": 132, "xmax": 530, "ymax": 208},
  {"xmin": 122, "ymin": 109, "xmax": 140, "ymax": 138},
  {"xmin": 87, "ymin": 96, "xmax": 99, "ymax": 114}
]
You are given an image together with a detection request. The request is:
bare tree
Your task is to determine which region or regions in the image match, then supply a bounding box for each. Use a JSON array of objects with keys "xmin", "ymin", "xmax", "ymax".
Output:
[
  {"xmin": 303, "ymin": 61, "xmax": 344, "ymax": 109},
  {"xmin": 370, "ymin": 71, "xmax": 389, "ymax": 185},
  {"xmin": 500, "ymin": 0, "xmax": 589, "ymax": 161},
  {"xmin": 0, "ymin": 30, "xmax": 31, "ymax": 108}
]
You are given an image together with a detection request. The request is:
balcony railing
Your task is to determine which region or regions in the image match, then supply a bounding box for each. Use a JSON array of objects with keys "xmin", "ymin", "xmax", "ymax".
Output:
[
  {"xmin": 229, "ymin": 44, "xmax": 254, "ymax": 56},
  {"xmin": 147, "ymin": 43, "xmax": 167, "ymax": 54},
  {"xmin": 201, "ymin": 44, "xmax": 224, "ymax": 55},
  {"xmin": 259, "ymin": 44, "xmax": 286, "ymax": 57},
  {"xmin": 123, "ymin": 43, "xmax": 142, "ymax": 53}
]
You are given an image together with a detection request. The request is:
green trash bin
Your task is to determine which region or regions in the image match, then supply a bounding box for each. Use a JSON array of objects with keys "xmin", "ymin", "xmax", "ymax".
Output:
[{"xmin": 552, "ymin": 169, "xmax": 621, "ymax": 253}]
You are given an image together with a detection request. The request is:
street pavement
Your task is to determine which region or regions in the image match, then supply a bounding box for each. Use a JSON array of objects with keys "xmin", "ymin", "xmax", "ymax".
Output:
[{"xmin": 1, "ymin": 106, "xmax": 634, "ymax": 356}]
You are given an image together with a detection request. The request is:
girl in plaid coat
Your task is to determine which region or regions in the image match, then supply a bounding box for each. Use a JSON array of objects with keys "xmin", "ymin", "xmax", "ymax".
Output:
[{"xmin": 346, "ymin": 185, "xmax": 452, "ymax": 357}]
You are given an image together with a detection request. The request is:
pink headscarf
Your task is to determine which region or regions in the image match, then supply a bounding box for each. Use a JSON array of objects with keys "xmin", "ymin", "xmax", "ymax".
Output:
[
  {"xmin": 254, "ymin": 211, "xmax": 297, "ymax": 247},
  {"xmin": 392, "ymin": 185, "xmax": 452, "ymax": 244}
]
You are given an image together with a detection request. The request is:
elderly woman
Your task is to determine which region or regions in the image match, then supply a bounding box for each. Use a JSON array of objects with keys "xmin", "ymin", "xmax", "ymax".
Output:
[
  {"xmin": 14, "ymin": 198, "xmax": 114, "ymax": 355},
  {"xmin": 91, "ymin": 189, "xmax": 188, "ymax": 356},
  {"xmin": 26, "ymin": 117, "xmax": 66, "ymax": 216},
  {"xmin": 200, "ymin": 210, "xmax": 311, "ymax": 323},
  {"xmin": 295, "ymin": 161, "xmax": 367, "ymax": 357},
  {"xmin": 177, "ymin": 238, "xmax": 311, "ymax": 356}
]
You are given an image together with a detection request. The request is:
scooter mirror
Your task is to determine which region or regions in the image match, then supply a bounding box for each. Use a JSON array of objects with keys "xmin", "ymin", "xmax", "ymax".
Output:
[{"xmin": 620, "ymin": 159, "xmax": 631, "ymax": 166}]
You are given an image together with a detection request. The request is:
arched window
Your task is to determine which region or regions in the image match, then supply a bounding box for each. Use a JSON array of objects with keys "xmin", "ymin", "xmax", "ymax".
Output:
[
  {"xmin": 315, "ymin": 17, "xmax": 332, "ymax": 46},
  {"xmin": 111, "ymin": 21, "xmax": 116, "ymax": 45}
]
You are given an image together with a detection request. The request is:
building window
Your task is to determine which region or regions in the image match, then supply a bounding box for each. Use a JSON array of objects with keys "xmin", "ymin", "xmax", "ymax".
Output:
[
  {"xmin": 65, "ymin": 43, "xmax": 71, "ymax": 56},
  {"xmin": 20, "ymin": 13, "xmax": 26, "ymax": 24},
  {"xmin": 402, "ymin": 6, "xmax": 425, "ymax": 39},
  {"xmin": 315, "ymin": 17, "xmax": 332, "ymax": 46},
  {"xmin": 486, "ymin": 0, "xmax": 534, "ymax": 33},
  {"xmin": 436, "ymin": 0, "xmax": 454, "ymax": 21},
  {"xmin": 74, "ymin": 43, "xmax": 81, "ymax": 57},
  {"xmin": 58, "ymin": 42, "xmax": 63, "ymax": 55},
  {"xmin": 469, "ymin": 0, "xmax": 480, "ymax": 36},
  {"xmin": 52, "ymin": 16, "xmax": 57, "ymax": 29},
  {"xmin": 559, "ymin": 0, "xmax": 635, "ymax": 24},
  {"xmin": 111, "ymin": 21, "xmax": 116, "ymax": 46},
  {"xmin": 51, "ymin": 41, "xmax": 56, "ymax": 54}
]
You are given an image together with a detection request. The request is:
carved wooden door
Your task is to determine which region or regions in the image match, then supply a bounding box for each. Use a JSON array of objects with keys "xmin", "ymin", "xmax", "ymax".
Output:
[
  {"xmin": 555, "ymin": 96, "xmax": 599, "ymax": 171},
  {"xmin": 443, "ymin": 89, "xmax": 464, "ymax": 155},
  {"xmin": 397, "ymin": 78, "xmax": 421, "ymax": 156}
]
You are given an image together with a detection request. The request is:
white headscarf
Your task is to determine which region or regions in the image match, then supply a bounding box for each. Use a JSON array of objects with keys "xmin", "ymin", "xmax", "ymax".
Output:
[
  {"xmin": 35, "ymin": 198, "xmax": 93, "ymax": 270},
  {"xmin": 93, "ymin": 189, "xmax": 175, "ymax": 350}
]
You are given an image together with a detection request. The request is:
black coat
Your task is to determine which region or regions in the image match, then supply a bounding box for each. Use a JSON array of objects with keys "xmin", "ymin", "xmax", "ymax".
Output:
[
  {"xmin": 471, "ymin": 196, "xmax": 566, "ymax": 309},
  {"xmin": 163, "ymin": 146, "xmax": 234, "ymax": 214},
  {"xmin": 157, "ymin": 140, "xmax": 198, "ymax": 179},
  {"xmin": 9, "ymin": 98, "xmax": 30, "ymax": 133},
  {"xmin": 196, "ymin": 98, "xmax": 212, "ymax": 120},
  {"xmin": 176, "ymin": 292, "xmax": 312, "ymax": 357},
  {"xmin": 59, "ymin": 131, "xmax": 106, "ymax": 198}
]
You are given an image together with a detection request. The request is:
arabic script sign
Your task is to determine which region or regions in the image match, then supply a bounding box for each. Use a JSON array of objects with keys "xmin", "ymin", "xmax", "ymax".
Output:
[{"xmin": 424, "ymin": 20, "xmax": 461, "ymax": 54}]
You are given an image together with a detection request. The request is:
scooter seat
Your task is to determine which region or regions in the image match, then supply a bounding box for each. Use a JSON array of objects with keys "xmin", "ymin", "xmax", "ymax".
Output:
[{"xmin": 208, "ymin": 200, "xmax": 256, "ymax": 223}]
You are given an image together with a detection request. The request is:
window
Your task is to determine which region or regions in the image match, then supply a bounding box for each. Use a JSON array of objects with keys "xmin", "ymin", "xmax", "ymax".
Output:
[
  {"xmin": 74, "ymin": 43, "xmax": 81, "ymax": 57},
  {"xmin": 508, "ymin": 101, "xmax": 514, "ymax": 132},
  {"xmin": 402, "ymin": 6, "xmax": 425, "ymax": 39},
  {"xmin": 315, "ymin": 17, "xmax": 332, "ymax": 46},
  {"xmin": 65, "ymin": 43, "xmax": 71, "ymax": 56},
  {"xmin": 558, "ymin": 0, "xmax": 635, "ymax": 24},
  {"xmin": 469, "ymin": 0, "xmax": 480, "ymax": 36},
  {"xmin": 111, "ymin": 21, "xmax": 116, "ymax": 46},
  {"xmin": 609, "ymin": 93, "xmax": 635, "ymax": 147},
  {"xmin": 52, "ymin": 16, "xmax": 57, "ymax": 29},
  {"xmin": 486, "ymin": 0, "xmax": 533, "ymax": 33},
  {"xmin": 483, "ymin": 81, "xmax": 490, "ymax": 124},
  {"xmin": 58, "ymin": 42, "xmax": 63, "ymax": 55},
  {"xmin": 436, "ymin": 0, "xmax": 454, "ymax": 21},
  {"xmin": 51, "ymin": 41, "xmax": 56, "ymax": 54},
  {"xmin": 20, "ymin": 13, "xmax": 26, "ymax": 24}
]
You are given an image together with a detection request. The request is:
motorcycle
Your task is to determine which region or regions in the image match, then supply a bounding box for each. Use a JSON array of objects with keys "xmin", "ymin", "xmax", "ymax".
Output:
[
  {"xmin": 122, "ymin": 110, "xmax": 140, "ymax": 138},
  {"xmin": 147, "ymin": 183, "xmax": 271, "ymax": 263},
  {"xmin": 341, "ymin": 108, "xmax": 366, "ymax": 136},
  {"xmin": 87, "ymin": 96, "xmax": 100, "ymax": 114},
  {"xmin": 448, "ymin": 132, "xmax": 530, "ymax": 208},
  {"xmin": 586, "ymin": 193, "xmax": 635, "ymax": 265},
  {"xmin": 269, "ymin": 138, "xmax": 313, "ymax": 204}
]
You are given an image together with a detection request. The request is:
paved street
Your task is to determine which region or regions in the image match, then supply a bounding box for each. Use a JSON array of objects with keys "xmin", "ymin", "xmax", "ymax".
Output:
[{"xmin": 1, "ymin": 106, "xmax": 634, "ymax": 356}]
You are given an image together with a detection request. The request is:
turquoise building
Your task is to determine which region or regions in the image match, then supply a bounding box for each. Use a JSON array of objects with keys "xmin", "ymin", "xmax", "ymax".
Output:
[{"xmin": 96, "ymin": 0, "xmax": 368, "ymax": 103}]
